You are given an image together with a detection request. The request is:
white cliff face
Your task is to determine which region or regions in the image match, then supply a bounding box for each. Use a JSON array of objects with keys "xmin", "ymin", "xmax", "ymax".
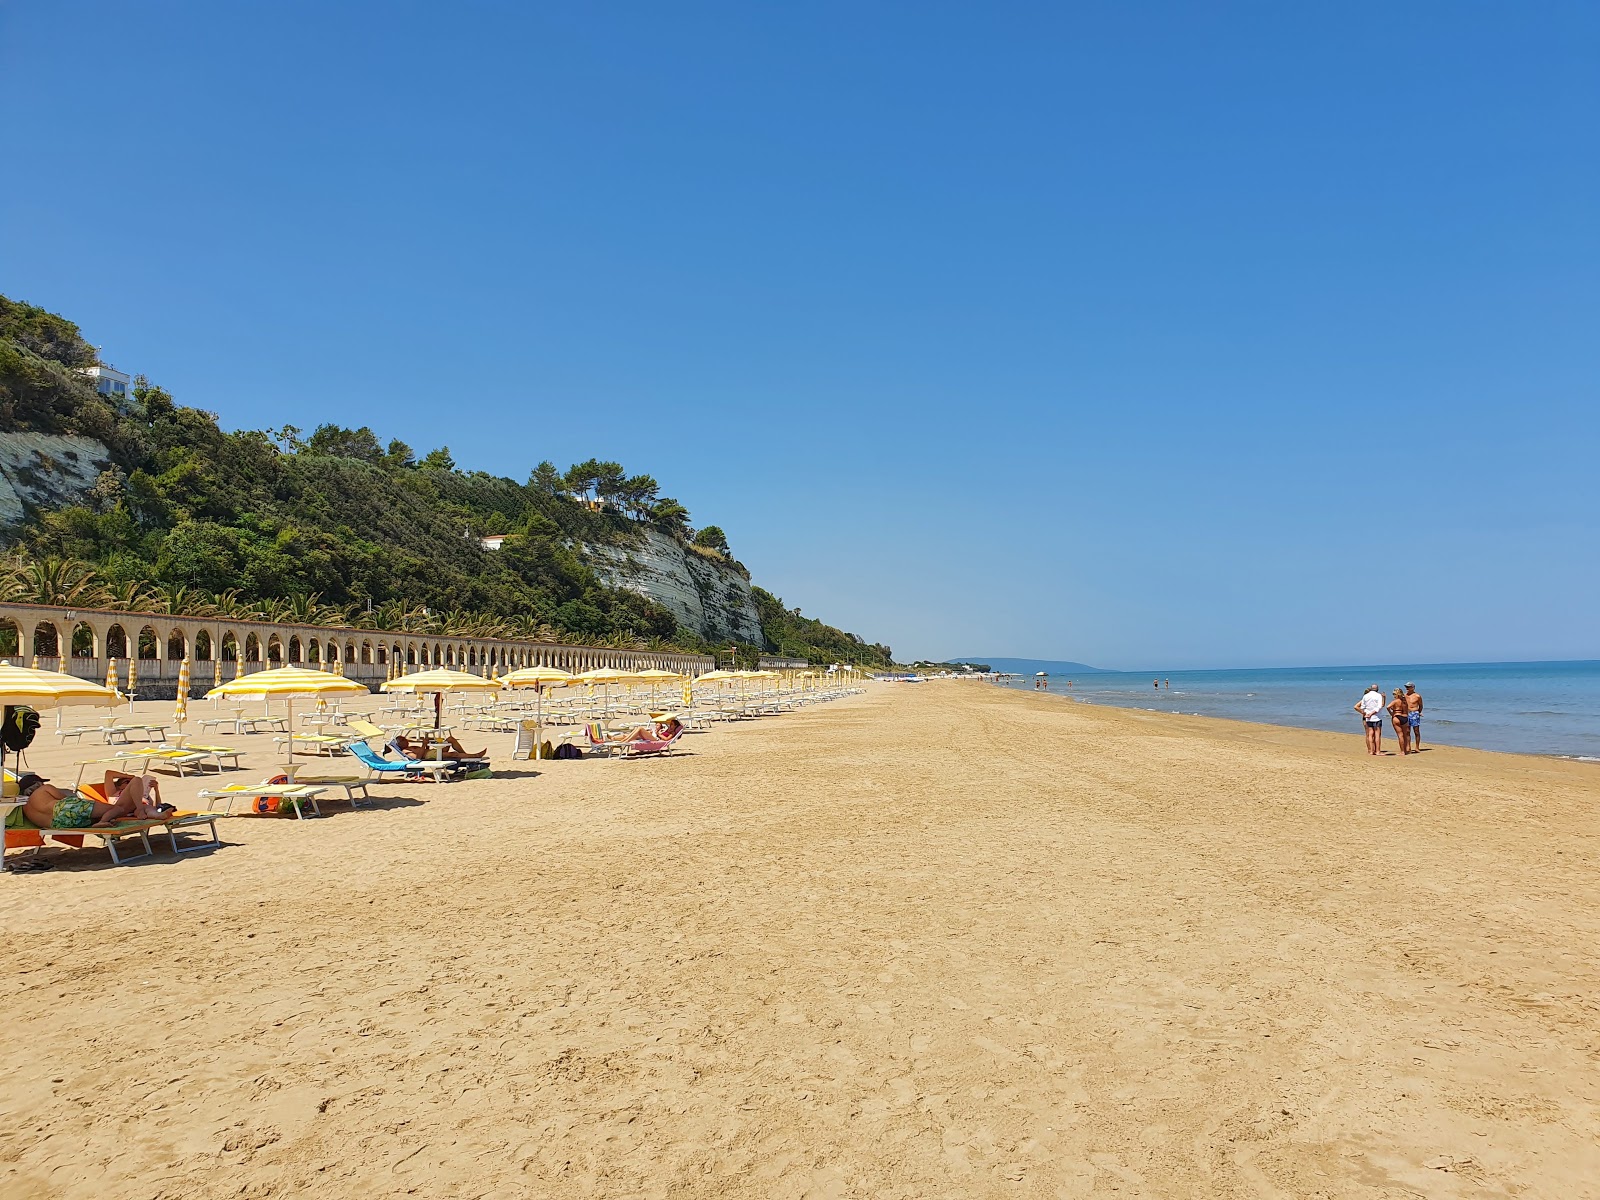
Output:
[
  {"xmin": 0, "ymin": 434, "xmax": 111, "ymax": 528},
  {"xmin": 584, "ymin": 527, "xmax": 764, "ymax": 644}
]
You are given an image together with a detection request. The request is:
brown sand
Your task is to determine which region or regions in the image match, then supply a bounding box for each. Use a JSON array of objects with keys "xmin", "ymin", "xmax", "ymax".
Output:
[{"xmin": 3, "ymin": 683, "xmax": 1599, "ymax": 1198}]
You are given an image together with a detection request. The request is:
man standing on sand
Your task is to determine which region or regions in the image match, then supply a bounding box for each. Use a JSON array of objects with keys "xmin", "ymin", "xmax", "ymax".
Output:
[
  {"xmin": 1355, "ymin": 684, "xmax": 1386, "ymax": 755},
  {"xmin": 1405, "ymin": 682, "xmax": 1424, "ymax": 751}
]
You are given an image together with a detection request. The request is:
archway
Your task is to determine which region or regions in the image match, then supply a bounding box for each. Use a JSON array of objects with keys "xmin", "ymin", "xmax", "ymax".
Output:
[
  {"xmin": 0, "ymin": 618, "xmax": 18, "ymax": 658},
  {"xmin": 267, "ymin": 636, "xmax": 284, "ymax": 665},
  {"xmin": 244, "ymin": 633, "xmax": 261, "ymax": 663},
  {"xmin": 307, "ymin": 637, "xmax": 320, "ymax": 665},
  {"xmin": 31, "ymin": 621, "xmax": 60, "ymax": 659},
  {"xmin": 105, "ymin": 624, "xmax": 128, "ymax": 659},
  {"xmin": 287, "ymin": 637, "xmax": 302, "ymax": 664},
  {"xmin": 166, "ymin": 628, "xmax": 186, "ymax": 660},
  {"xmin": 71, "ymin": 621, "xmax": 96, "ymax": 658},
  {"xmin": 194, "ymin": 629, "xmax": 213, "ymax": 660},
  {"xmin": 220, "ymin": 631, "xmax": 238, "ymax": 662},
  {"xmin": 136, "ymin": 626, "xmax": 159, "ymax": 660}
]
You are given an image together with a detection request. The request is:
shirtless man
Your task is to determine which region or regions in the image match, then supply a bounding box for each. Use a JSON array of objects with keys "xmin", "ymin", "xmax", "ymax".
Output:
[
  {"xmin": 1354, "ymin": 685, "xmax": 1385, "ymax": 755},
  {"xmin": 9, "ymin": 771, "xmax": 172, "ymax": 830},
  {"xmin": 1405, "ymin": 683, "xmax": 1424, "ymax": 751}
]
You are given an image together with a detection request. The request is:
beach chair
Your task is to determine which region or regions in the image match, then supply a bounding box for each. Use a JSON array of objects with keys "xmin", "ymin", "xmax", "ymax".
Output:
[
  {"xmin": 195, "ymin": 782, "xmax": 331, "ymax": 820},
  {"xmin": 4, "ymin": 781, "xmax": 220, "ymax": 864},
  {"xmin": 348, "ymin": 741, "xmax": 458, "ymax": 782},
  {"xmin": 619, "ymin": 723, "xmax": 685, "ymax": 758}
]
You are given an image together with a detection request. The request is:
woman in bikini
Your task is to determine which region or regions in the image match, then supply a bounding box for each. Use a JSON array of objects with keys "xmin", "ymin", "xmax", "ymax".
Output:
[
  {"xmin": 1388, "ymin": 688, "xmax": 1412, "ymax": 755},
  {"xmin": 10, "ymin": 771, "xmax": 173, "ymax": 830}
]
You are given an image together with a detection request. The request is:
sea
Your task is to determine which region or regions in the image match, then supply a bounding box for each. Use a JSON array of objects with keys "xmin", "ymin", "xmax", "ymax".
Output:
[{"xmin": 996, "ymin": 660, "xmax": 1600, "ymax": 761}]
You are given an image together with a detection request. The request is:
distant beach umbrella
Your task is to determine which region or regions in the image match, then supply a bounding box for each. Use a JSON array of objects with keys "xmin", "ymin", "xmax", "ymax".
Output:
[
  {"xmin": 127, "ymin": 656, "xmax": 137, "ymax": 698},
  {"xmin": 105, "ymin": 656, "xmax": 117, "ymax": 693},
  {"xmin": 214, "ymin": 656, "xmax": 223, "ymax": 689},
  {"xmin": 501, "ymin": 665, "xmax": 575, "ymax": 759}
]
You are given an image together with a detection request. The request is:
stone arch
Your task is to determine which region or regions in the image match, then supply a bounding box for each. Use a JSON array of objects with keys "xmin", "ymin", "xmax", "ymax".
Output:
[
  {"xmin": 287, "ymin": 636, "xmax": 302, "ymax": 664},
  {"xmin": 31, "ymin": 621, "xmax": 60, "ymax": 659},
  {"xmin": 71, "ymin": 621, "xmax": 97, "ymax": 658},
  {"xmin": 105, "ymin": 623, "xmax": 128, "ymax": 659},
  {"xmin": 0, "ymin": 616, "xmax": 18, "ymax": 658},
  {"xmin": 405, "ymin": 643, "xmax": 417, "ymax": 666},
  {"xmin": 244, "ymin": 632, "xmax": 261, "ymax": 663},
  {"xmin": 136, "ymin": 625, "xmax": 159, "ymax": 660},
  {"xmin": 267, "ymin": 635, "xmax": 284, "ymax": 664},
  {"xmin": 193, "ymin": 629, "xmax": 213, "ymax": 660},
  {"xmin": 307, "ymin": 636, "xmax": 321, "ymax": 664},
  {"xmin": 220, "ymin": 630, "xmax": 239, "ymax": 661},
  {"xmin": 361, "ymin": 641, "xmax": 374, "ymax": 665},
  {"xmin": 167, "ymin": 628, "xmax": 187, "ymax": 661}
]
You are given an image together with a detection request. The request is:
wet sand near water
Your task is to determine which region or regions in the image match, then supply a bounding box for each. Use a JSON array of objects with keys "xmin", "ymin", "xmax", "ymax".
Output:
[{"xmin": 3, "ymin": 683, "xmax": 1599, "ymax": 1198}]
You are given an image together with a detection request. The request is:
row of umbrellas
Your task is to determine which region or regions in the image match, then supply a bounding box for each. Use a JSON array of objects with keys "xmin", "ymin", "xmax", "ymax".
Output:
[{"xmin": 0, "ymin": 659, "xmax": 866, "ymax": 776}]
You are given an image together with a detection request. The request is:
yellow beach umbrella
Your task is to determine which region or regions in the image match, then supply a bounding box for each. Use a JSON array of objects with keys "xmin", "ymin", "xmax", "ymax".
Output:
[
  {"xmin": 174, "ymin": 656, "xmax": 190, "ymax": 730},
  {"xmin": 213, "ymin": 656, "xmax": 223, "ymax": 689},
  {"xmin": 0, "ymin": 661, "xmax": 121, "ymax": 807},
  {"xmin": 572, "ymin": 667, "xmax": 639, "ymax": 718},
  {"xmin": 501, "ymin": 666, "xmax": 575, "ymax": 759},
  {"xmin": 127, "ymin": 656, "xmax": 137, "ymax": 697},
  {"xmin": 104, "ymin": 657, "xmax": 117, "ymax": 693},
  {"xmin": 206, "ymin": 665, "xmax": 367, "ymax": 764},
  {"xmin": 383, "ymin": 667, "xmax": 502, "ymax": 729}
]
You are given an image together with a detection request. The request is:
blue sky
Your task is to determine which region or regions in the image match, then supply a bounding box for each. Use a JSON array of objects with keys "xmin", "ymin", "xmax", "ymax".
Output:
[{"xmin": 4, "ymin": 2, "xmax": 1596, "ymax": 668}]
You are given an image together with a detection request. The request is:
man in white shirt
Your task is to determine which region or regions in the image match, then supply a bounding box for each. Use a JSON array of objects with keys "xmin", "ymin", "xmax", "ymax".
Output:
[{"xmin": 1354, "ymin": 685, "xmax": 1386, "ymax": 756}]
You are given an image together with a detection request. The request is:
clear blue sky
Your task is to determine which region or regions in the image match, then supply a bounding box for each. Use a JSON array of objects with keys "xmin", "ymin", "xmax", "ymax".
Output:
[{"xmin": 4, "ymin": 2, "xmax": 1596, "ymax": 668}]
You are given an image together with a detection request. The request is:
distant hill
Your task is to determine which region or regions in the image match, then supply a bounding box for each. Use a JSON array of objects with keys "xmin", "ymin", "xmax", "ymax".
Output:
[
  {"xmin": 957, "ymin": 657, "xmax": 1111, "ymax": 675},
  {"xmin": 0, "ymin": 293, "xmax": 893, "ymax": 667}
]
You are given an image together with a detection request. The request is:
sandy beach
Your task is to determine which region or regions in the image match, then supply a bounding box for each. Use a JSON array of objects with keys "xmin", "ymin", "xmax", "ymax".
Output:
[{"xmin": 3, "ymin": 681, "xmax": 1599, "ymax": 1198}]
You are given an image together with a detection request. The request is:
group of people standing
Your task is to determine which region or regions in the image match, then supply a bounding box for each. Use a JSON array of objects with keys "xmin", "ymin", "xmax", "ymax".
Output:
[{"xmin": 1354, "ymin": 682, "xmax": 1424, "ymax": 755}]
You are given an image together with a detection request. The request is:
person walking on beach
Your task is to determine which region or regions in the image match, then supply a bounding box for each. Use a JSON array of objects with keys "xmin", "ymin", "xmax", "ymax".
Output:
[
  {"xmin": 1355, "ymin": 685, "xmax": 1385, "ymax": 755},
  {"xmin": 1405, "ymin": 683, "xmax": 1424, "ymax": 750},
  {"xmin": 1388, "ymin": 687, "xmax": 1412, "ymax": 754}
]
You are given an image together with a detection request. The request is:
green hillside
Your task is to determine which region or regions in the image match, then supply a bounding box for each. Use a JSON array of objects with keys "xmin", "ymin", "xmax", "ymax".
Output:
[{"xmin": 0, "ymin": 294, "xmax": 892, "ymax": 667}]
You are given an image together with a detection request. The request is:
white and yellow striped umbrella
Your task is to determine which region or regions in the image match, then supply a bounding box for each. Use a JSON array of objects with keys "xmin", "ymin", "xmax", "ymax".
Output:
[
  {"xmin": 105, "ymin": 656, "xmax": 117, "ymax": 692},
  {"xmin": 174, "ymin": 656, "xmax": 190, "ymax": 728},
  {"xmin": 206, "ymin": 665, "xmax": 367, "ymax": 762}
]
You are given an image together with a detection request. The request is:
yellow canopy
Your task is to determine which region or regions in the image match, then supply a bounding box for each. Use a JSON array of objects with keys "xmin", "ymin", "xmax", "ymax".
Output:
[
  {"xmin": 500, "ymin": 666, "xmax": 575, "ymax": 688},
  {"xmin": 572, "ymin": 667, "xmax": 637, "ymax": 683},
  {"xmin": 0, "ymin": 660, "xmax": 121, "ymax": 710},
  {"xmin": 693, "ymin": 670, "xmax": 740, "ymax": 683},
  {"xmin": 381, "ymin": 667, "xmax": 503, "ymax": 694},
  {"xmin": 631, "ymin": 668, "xmax": 683, "ymax": 680},
  {"xmin": 206, "ymin": 665, "xmax": 367, "ymax": 700}
]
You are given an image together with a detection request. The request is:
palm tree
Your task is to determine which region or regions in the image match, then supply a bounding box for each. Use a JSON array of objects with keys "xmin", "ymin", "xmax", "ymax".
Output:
[
  {"xmin": 21, "ymin": 558, "xmax": 110, "ymax": 608},
  {"xmin": 106, "ymin": 580, "xmax": 155, "ymax": 613}
]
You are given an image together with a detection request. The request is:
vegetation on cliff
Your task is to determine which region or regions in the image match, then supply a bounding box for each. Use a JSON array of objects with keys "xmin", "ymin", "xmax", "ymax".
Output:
[{"xmin": 0, "ymin": 295, "xmax": 892, "ymax": 666}]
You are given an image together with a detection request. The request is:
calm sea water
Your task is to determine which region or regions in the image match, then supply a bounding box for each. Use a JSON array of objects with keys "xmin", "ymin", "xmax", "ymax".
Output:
[{"xmin": 999, "ymin": 661, "xmax": 1600, "ymax": 760}]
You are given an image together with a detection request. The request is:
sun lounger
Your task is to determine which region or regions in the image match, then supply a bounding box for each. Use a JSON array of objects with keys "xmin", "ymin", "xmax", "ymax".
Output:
[
  {"xmin": 195, "ymin": 782, "xmax": 331, "ymax": 820},
  {"xmin": 348, "ymin": 741, "xmax": 460, "ymax": 782}
]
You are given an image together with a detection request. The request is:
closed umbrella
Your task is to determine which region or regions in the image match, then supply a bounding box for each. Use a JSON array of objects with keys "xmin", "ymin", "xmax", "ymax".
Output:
[
  {"xmin": 126, "ymin": 657, "xmax": 137, "ymax": 713},
  {"xmin": 104, "ymin": 657, "xmax": 117, "ymax": 693},
  {"xmin": 173, "ymin": 656, "xmax": 190, "ymax": 732}
]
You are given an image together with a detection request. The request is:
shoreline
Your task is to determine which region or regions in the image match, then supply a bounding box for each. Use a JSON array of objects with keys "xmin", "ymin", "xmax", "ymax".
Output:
[{"xmin": 988, "ymin": 673, "xmax": 1600, "ymax": 764}]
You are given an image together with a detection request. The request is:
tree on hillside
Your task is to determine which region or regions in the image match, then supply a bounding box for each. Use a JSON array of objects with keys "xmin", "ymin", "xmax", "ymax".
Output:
[
  {"xmin": 419, "ymin": 446, "xmax": 456, "ymax": 472},
  {"xmin": 306, "ymin": 424, "xmax": 385, "ymax": 463},
  {"xmin": 529, "ymin": 460, "xmax": 563, "ymax": 496},
  {"xmin": 693, "ymin": 525, "xmax": 730, "ymax": 556}
]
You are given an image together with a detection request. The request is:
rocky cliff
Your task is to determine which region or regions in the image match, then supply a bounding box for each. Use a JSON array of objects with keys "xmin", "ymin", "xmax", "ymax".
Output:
[
  {"xmin": 584, "ymin": 528, "xmax": 764, "ymax": 645},
  {"xmin": 0, "ymin": 433, "xmax": 111, "ymax": 528}
]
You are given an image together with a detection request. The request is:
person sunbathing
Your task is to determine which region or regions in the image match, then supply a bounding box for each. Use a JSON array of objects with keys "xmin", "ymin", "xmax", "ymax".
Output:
[
  {"xmin": 392, "ymin": 734, "xmax": 487, "ymax": 762},
  {"xmin": 618, "ymin": 718, "xmax": 683, "ymax": 743},
  {"xmin": 11, "ymin": 771, "xmax": 174, "ymax": 830}
]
